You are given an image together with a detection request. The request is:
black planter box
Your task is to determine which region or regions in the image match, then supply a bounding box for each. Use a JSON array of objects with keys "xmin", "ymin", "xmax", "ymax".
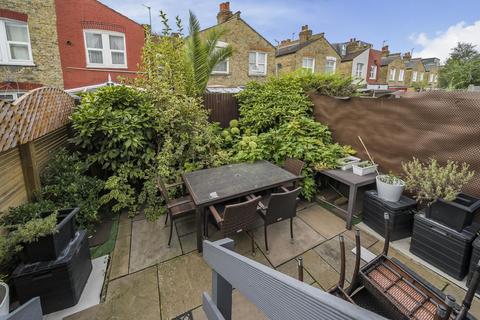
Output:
[
  {"xmin": 12, "ymin": 230, "xmax": 92, "ymax": 314},
  {"xmin": 467, "ymin": 237, "xmax": 480, "ymax": 294},
  {"xmin": 21, "ymin": 207, "xmax": 79, "ymax": 263},
  {"xmin": 410, "ymin": 213, "xmax": 479, "ymax": 280},
  {"xmin": 426, "ymin": 193, "xmax": 480, "ymax": 232},
  {"xmin": 362, "ymin": 190, "xmax": 417, "ymax": 241}
]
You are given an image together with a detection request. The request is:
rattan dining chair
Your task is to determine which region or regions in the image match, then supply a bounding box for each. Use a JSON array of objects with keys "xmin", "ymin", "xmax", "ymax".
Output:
[
  {"xmin": 157, "ymin": 177, "xmax": 196, "ymax": 247},
  {"xmin": 282, "ymin": 158, "xmax": 305, "ymax": 176},
  {"xmin": 253, "ymin": 186, "xmax": 302, "ymax": 253},
  {"xmin": 206, "ymin": 196, "xmax": 261, "ymax": 254}
]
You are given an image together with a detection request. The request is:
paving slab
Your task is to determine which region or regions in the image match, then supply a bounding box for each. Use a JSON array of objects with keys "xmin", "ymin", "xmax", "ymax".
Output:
[
  {"xmin": 175, "ymin": 215, "xmax": 197, "ymax": 237},
  {"xmin": 443, "ymin": 283, "xmax": 480, "ymax": 318},
  {"xmin": 109, "ymin": 234, "xmax": 130, "ymax": 279},
  {"xmin": 342, "ymin": 228, "xmax": 378, "ymax": 249},
  {"xmin": 252, "ymin": 217, "xmax": 325, "ymax": 267},
  {"xmin": 298, "ymin": 205, "xmax": 346, "ymax": 239},
  {"xmin": 207, "ymin": 230, "xmax": 256, "ymax": 256},
  {"xmin": 116, "ymin": 219, "xmax": 132, "ymax": 239},
  {"xmin": 179, "ymin": 232, "xmax": 197, "ymax": 255},
  {"xmin": 158, "ymin": 252, "xmax": 212, "ymax": 320},
  {"xmin": 297, "ymin": 200, "xmax": 316, "ymax": 212},
  {"xmin": 300, "ymin": 249, "xmax": 340, "ymax": 290},
  {"xmin": 67, "ymin": 267, "xmax": 160, "ymax": 320},
  {"xmin": 314, "ymin": 236, "xmax": 366, "ymax": 284},
  {"xmin": 369, "ymin": 241, "xmax": 448, "ymax": 290},
  {"xmin": 130, "ymin": 218, "xmax": 182, "ymax": 273},
  {"xmin": 276, "ymin": 258, "xmax": 315, "ymax": 284}
]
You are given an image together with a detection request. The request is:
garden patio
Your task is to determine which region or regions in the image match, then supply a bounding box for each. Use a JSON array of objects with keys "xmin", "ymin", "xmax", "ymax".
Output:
[{"xmin": 64, "ymin": 201, "xmax": 480, "ymax": 320}]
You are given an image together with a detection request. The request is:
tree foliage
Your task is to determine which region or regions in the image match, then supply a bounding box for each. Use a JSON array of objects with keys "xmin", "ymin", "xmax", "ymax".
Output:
[{"xmin": 439, "ymin": 42, "xmax": 480, "ymax": 89}]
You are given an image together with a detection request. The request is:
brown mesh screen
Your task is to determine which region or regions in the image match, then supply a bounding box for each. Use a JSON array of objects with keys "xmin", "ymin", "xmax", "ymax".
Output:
[{"xmin": 311, "ymin": 91, "xmax": 480, "ymax": 202}]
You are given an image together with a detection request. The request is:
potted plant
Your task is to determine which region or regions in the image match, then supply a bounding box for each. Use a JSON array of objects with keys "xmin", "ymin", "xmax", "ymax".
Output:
[
  {"xmin": 352, "ymin": 161, "xmax": 378, "ymax": 176},
  {"xmin": 0, "ymin": 280, "xmax": 8, "ymax": 316},
  {"xmin": 403, "ymin": 158, "xmax": 478, "ymax": 232},
  {"xmin": 376, "ymin": 173, "xmax": 405, "ymax": 202},
  {"xmin": 337, "ymin": 156, "xmax": 361, "ymax": 171}
]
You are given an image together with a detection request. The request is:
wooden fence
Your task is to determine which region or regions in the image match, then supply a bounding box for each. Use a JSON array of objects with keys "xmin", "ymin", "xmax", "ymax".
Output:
[
  {"xmin": 0, "ymin": 88, "xmax": 74, "ymax": 213},
  {"xmin": 203, "ymin": 93, "xmax": 239, "ymax": 128}
]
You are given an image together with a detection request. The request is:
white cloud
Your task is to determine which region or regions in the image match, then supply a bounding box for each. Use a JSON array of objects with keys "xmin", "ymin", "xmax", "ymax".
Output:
[{"xmin": 410, "ymin": 21, "xmax": 480, "ymax": 62}]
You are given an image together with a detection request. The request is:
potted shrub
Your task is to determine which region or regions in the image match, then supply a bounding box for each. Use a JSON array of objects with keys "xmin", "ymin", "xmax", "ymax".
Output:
[
  {"xmin": 0, "ymin": 281, "xmax": 7, "ymax": 316},
  {"xmin": 352, "ymin": 161, "xmax": 378, "ymax": 176},
  {"xmin": 337, "ymin": 156, "xmax": 360, "ymax": 171},
  {"xmin": 403, "ymin": 158, "xmax": 478, "ymax": 232},
  {"xmin": 376, "ymin": 173, "xmax": 405, "ymax": 202}
]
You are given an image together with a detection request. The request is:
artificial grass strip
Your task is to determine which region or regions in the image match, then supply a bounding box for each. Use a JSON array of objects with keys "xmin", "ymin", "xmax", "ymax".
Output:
[{"xmin": 90, "ymin": 217, "xmax": 119, "ymax": 259}]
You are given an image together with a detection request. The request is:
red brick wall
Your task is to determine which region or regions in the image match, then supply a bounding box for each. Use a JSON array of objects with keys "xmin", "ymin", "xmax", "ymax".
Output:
[
  {"xmin": 55, "ymin": 0, "xmax": 145, "ymax": 90},
  {"xmin": 366, "ymin": 49, "xmax": 382, "ymax": 85},
  {"xmin": 0, "ymin": 8, "xmax": 28, "ymax": 22}
]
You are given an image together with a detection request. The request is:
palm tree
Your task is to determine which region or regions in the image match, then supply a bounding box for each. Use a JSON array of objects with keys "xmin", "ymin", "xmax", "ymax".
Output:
[{"xmin": 186, "ymin": 11, "xmax": 233, "ymax": 96}]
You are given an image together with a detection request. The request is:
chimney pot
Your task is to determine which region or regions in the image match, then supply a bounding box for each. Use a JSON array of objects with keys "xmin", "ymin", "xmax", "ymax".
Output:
[
  {"xmin": 299, "ymin": 25, "xmax": 312, "ymax": 43},
  {"xmin": 217, "ymin": 2, "xmax": 233, "ymax": 24},
  {"xmin": 381, "ymin": 45, "xmax": 390, "ymax": 57}
]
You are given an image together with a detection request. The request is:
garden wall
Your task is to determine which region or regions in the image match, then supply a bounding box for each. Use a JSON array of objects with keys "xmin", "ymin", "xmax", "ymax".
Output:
[
  {"xmin": 311, "ymin": 91, "xmax": 480, "ymax": 198},
  {"xmin": 0, "ymin": 88, "xmax": 74, "ymax": 214}
]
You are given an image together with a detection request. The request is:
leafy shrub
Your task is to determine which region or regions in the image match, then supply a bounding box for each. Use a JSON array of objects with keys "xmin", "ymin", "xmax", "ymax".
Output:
[
  {"xmin": 295, "ymin": 70, "xmax": 359, "ymax": 96},
  {"xmin": 0, "ymin": 200, "xmax": 55, "ymax": 228},
  {"xmin": 402, "ymin": 158, "xmax": 475, "ymax": 204},
  {"xmin": 12, "ymin": 213, "xmax": 58, "ymax": 244}
]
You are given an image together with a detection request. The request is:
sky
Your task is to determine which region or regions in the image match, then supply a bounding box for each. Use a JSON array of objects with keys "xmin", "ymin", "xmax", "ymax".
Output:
[{"xmin": 101, "ymin": 0, "xmax": 480, "ymax": 62}]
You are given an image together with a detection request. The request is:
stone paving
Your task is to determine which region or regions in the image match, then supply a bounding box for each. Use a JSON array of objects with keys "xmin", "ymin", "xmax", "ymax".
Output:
[{"xmin": 67, "ymin": 201, "xmax": 480, "ymax": 320}]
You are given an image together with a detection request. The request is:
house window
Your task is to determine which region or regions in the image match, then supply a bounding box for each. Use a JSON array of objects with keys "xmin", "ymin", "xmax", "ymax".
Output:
[
  {"xmin": 0, "ymin": 91, "xmax": 25, "ymax": 102},
  {"xmin": 389, "ymin": 68, "xmax": 396, "ymax": 81},
  {"xmin": 212, "ymin": 41, "xmax": 229, "ymax": 74},
  {"xmin": 355, "ymin": 63, "xmax": 364, "ymax": 78},
  {"xmin": 429, "ymin": 74, "xmax": 434, "ymax": 83},
  {"xmin": 419, "ymin": 72, "xmax": 424, "ymax": 81},
  {"xmin": 369, "ymin": 65, "xmax": 377, "ymax": 79},
  {"xmin": 398, "ymin": 69, "xmax": 405, "ymax": 81},
  {"xmin": 84, "ymin": 30, "xmax": 127, "ymax": 68},
  {"xmin": 249, "ymin": 51, "xmax": 267, "ymax": 76},
  {"xmin": 434, "ymin": 75, "xmax": 438, "ymax": 83},
  {"xmin": 412, "ymin": 71, "xmax": 418, "ymax": 82},
  {"xmin": 302, "ymin": 57, "xmax": 315, "ymax": 72},
  {"xmin": 0, "ymin": 19, "xmax": 33, "ymax": 65},
  {"xmin": 341, "ymin": 44, "xmax": 347, "ymax": 56},
  {"xmin": 325, "ymin": 56, "xmax": 336, "ymax": 74}
]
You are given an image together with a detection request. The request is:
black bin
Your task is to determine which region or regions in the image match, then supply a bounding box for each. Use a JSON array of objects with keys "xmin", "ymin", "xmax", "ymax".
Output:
[
  {"xmin": 12, "ymin": 230, "xmax": 92, "ymax": 314},
  {"xmin": 467, "ymin": 237, "xmax": 480, "ymax": 294},
  {"xmin": 410, "ymin": 213, "xmax": 479, "ymax": 280},
  {"xmin": 363, "ymin": 190, "xmax": 417, "ymax": 241},
  {"xmin": 21, "ymin": 207, "xmax": 79, "ymax": 263}
]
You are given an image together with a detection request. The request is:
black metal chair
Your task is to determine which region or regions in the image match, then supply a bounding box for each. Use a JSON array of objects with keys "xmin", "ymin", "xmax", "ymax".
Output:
[
  {"xmin": 253, "ymin": 186, "xmax": 302, "ymax": 253},
  {"xmin": 206, "ymin": 196, "xmax": 261, "ymax": 254},
  {"xmin": 157, "ymin": 177, "xmax": 196, "ymax": 247}
]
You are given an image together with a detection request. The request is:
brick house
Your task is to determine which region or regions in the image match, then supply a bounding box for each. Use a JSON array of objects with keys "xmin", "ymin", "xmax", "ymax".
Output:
[
  {"xmin": 0, "ymin": 1, "xmax": 63, "ymax": 101},
  {"xmin": 404, "ymin": 54, "xmax": 426, "ymax": 88},
  {"xmin": 275, "ymin": 25, "xmax": 340, "ymax": 76},
  {"xmin": 200, "ymin": 2, "xmax": 276, "ymax": 90},
  {"xmin": 378, "ymin": 46, "xmax": 407, "ymax": 91},
  {"xmin": 55, "ymin": 0, "xmax": 145, "ymax": 91},
  {"xmin": 334, "ymin": 38, "xmax": 382, "ymax": 86},
  {"xmin": 422, "ymin": 57, "xmax": 440, "ymax": 89}
]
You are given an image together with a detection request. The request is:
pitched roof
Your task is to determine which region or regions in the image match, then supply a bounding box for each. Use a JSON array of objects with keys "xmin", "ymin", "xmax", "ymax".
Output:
[
  {"xmin": 405, "ymin": 58, "xmax": 423, "ymax": 69},
  {"xmin": 422, "ymin": 58, "xmax": 440, "ymax": 71},
  {"xmin": 380, "ymin": 54, "xmax": 402, "ymax": 66},
  {"xmin": 276, "ymin": 38, "xmax": 319, "ymax": 57},
  {"xmin": 341, "ymin": 49, "xmax": 368, "ymax": 62}
]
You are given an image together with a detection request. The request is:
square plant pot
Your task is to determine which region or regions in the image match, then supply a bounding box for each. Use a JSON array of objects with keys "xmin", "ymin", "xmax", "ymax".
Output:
[
  {"xmin": 425, "ymin": 193, "xmax": 480, "ymax": 232},
  {"xmin": 20, "ymin": 207, "xmax": 79, "ymax": 263},
  {"xmin": 352, "ymin": 162, "xmax": 378, "ymax": 176}
]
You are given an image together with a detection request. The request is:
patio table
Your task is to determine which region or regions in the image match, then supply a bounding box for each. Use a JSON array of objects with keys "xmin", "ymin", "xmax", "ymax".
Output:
[
  {"xmin": 318, "ymin": 169, "xmax": 377, "ymax": 230},
  {"xmin": 182, "ymin": 160, "xmax": 302, "ymax": 252}
]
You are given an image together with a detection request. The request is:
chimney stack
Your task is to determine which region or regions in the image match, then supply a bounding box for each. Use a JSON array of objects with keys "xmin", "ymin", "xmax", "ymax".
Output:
[
  {"xmin": 299, "ymin": 25, "xmax": 312, "ymax": 43},
  {"xmin": 217, "ymin": 2, "xmax": 233, "ymax": 24},
  {"xmin": 381, "ymin": 45, "xmax": 390, "ymax": 57},
  {"xmin": 403, "ymin": 52, "xmax": 412, "ymax": 61}
]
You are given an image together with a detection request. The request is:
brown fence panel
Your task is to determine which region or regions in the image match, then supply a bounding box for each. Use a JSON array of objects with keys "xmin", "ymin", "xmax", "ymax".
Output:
[
  {"xmin": 203, "ymin": 93, "xmax": 239, "ymax": 128},
  {"xmin": 311, "ymin": 91, "xmax": 480, "ymax": 198},
  {"xmin": 0, "ymin": 147, "xmax": 28, "ymax": 213}
]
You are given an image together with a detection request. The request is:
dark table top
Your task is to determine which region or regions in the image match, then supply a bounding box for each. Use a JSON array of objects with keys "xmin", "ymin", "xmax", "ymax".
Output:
[
  {"xmin": 321, "ymin": 169, "xmax": 377, "ymax": 186},
  {"xmin": 182, "ymin": 161, "xmax": 300, "ymax": 206}
]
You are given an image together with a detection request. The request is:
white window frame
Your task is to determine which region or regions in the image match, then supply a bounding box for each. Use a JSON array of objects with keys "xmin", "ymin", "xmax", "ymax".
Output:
[
  {"xmin": 0, "ymin": 91, "xmax": 25, "ymax": 102},
  {"xmin": 429, "ymin": 73, "xmax": 434, "ymax": 83},
  {"xmin": 0, "ymin": 19, "xmax": 34, "ymax": 66},
  {"xmin": 302, "ymin": 57, "xmax": 315, "ymax": 73},
  {"xmin": 211, "ymin": 41, "xmax": 229, "ymax": 75},
  {"xmin": 248, "ymin": 51, "xmax": 268, "ymax": 76},
  {"xmin": 412, "ymin": 71, "xmax": 418, "ymax": 82},
  {"xmin": 398, "ymin": 69, "xmax": 405, "ymax": 81},
  {"xmin": 389, "ymin": 68, "xmax": 396, "ymax": 81},
  {"xmin": 325, "ymin": 56, "xmax": 337, "ymax": 74},
  {"xmin": 341, "ymin": 44, "xmax": 347, "ymax": 56},
  {"xmin": 83, "ymin": 29, "xmax": 127, "ymax": 69},
  {"xmin": 369, "ymin": 65, "xmax": 377, "ymax": 79},
  {"xmin": 355, "ymin": 63, "xmax": 364, "ymax": 78},
  {"xmin": 419, "ymin": 72, "xmax": 424, "ymax": 82}
]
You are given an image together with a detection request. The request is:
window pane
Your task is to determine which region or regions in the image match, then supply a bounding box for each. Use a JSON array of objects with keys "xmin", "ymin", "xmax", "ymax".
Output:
[
  {"xmin": 257, "ymin": 64, "xmax": 265, "ymax": 73},
  {"xmin": 9, "ymin": 44, "xmax": 29, "ymax": 60},
  {"xmin": 303, "ymin": 58, "xmax": 313, "ymax": 69},
  {"xmin": 109, "ymin": 35, "xmax": 124, "ymax": 50},
  {"xmin": 111, "ymin": 52, "xmax": 125, "ymax": 64},
  {"xmin": 86, "ymin": 33, "xmax": 103, "ymax": 49},
  {"xmin": 249, "ymin": 52, "xmax": 256, "ymax": 64},
  {"xmin": 88, "ymin": 50, "xmax": 103, "ymax": 64},
  {"xmin": 213, "ymin": 60, "xmax": 228, "ymax": 72},
  {"xmin": 6, "ymin": 24, "xmax": 28, "ymax": 42},
  {"xmin": 257, "ymin": 53, "xmax": 266, "ymax": 64}
]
